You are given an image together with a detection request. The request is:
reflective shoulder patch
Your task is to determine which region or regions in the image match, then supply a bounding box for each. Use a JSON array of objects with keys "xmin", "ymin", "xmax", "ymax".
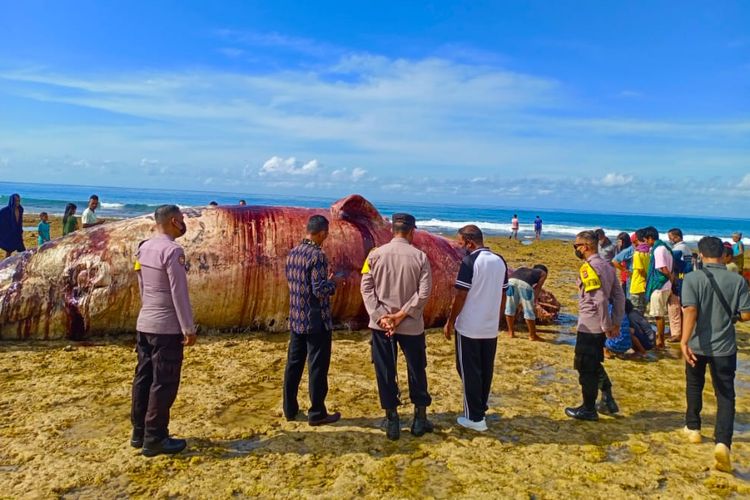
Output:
[
  {"xmin": 580, "ymin": 262, "xmax": 601, "ymax": 292},
  {"xmin": 133, "ymin": 260, "xmax": 141, "ymax": 271},
  {"xmin": 361, "ymin": 247, "xmax": 377, "ymax": 274}
]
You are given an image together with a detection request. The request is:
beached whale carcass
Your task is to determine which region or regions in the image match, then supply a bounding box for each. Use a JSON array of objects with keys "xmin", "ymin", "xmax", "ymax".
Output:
[{"xmin": 0, "ymin": 195, "xmax": 560, "ymax": 339}]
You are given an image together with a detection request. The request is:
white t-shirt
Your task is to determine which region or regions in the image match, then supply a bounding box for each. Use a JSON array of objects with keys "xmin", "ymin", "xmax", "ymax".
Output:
[
  {"xmin": 455, "ymin": 248, "xmax": 509, "ymax": 339},
  {"xmin": 81, "ymin": 208, "xmax": 97, "ymax": 225},
  {"xmin": 653, "ymin": 245, "xmax": 673, "ymax": 291}
]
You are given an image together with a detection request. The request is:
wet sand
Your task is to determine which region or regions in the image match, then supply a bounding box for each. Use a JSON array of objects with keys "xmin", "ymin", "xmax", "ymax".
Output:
[{"xmin": 3, "ymin": 233, "xmax": 750, "ymax": 497}]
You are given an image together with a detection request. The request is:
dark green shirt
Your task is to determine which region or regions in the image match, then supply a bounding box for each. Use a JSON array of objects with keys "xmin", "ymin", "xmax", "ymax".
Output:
[
  {"xmin": 62, "ymin": 216, "xmax": 77, "ymax": 236},
  {"xmin": 681, "ymin": 263, "xmax": 750, "ymax": 356}
]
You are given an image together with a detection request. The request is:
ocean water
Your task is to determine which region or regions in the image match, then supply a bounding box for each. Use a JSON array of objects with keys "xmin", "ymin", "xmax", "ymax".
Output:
[{"xmin": 3, "ymin": 181, "xmax": 747, "ymax": 245}]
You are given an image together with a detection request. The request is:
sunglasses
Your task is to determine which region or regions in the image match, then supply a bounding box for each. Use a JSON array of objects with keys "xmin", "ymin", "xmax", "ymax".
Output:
[{"xmin": 573, "ymin": 243, "xmax": 587, "ymax": 250}]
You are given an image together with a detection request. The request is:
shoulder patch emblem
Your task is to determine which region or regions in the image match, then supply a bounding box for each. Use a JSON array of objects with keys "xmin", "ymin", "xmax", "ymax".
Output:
[
  {"xmin": 579, "ymin": 262, "xmax": 601, "ymax": 293},
  {"xmin": 178, "ymin": 254, "xmax": 186, "ymax": 266}
]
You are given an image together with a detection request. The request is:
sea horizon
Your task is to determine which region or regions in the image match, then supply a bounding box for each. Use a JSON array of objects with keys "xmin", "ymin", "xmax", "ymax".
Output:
[{"xmin": 4, "ymin": 180, "xmax": 747, "ymax": 245}]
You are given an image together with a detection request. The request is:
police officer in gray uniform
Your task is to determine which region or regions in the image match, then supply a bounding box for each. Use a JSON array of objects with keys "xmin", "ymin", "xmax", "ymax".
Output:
[{"xmin": 131, "ymin": 204, "xmax": 197, "ymax": 457}]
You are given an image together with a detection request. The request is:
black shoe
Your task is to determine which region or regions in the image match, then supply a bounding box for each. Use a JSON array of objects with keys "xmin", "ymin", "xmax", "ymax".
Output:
[
  {"xmin": 142, "ymin": 437, "xmax": 187, "ymax": 457},
  {"xmin": 565, "ymin": 405, "xmax": 598, "ymax": 421},
  {"xmin": 386, "ymin": 409, "xmax": 400, "ymax": 441},
  {"xmin": 285, "ymin": 410, "xmax": 300, "ymax": 422},
  {"xmin": 410, "ymin": 406, "xmax": 434, "ymax": 437},
  {"xmin": 130, "ymin": 428, "xmax": 144, "ymax": 449},
  {"xmin": 597, "ymin": 391, "xmax": 619, "ymax": 415},
  {"xmin": 309, "ymin": 412, "xmax": 341, "ymax": 426}
]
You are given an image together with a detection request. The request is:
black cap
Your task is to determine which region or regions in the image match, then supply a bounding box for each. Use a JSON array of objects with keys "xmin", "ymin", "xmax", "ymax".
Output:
[{"xmin": 392, "ymin": 213, "xmax": 417, "ymax": 229}]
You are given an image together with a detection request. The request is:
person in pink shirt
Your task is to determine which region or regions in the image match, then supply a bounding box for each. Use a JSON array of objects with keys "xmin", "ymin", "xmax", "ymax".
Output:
[
  {"xmin": 509, "ymin": 214, "xmax": 519, "ymax": 240},
  {"xmin": 130, "ymin": 204, "xmax": 197, "ymax": 457}
]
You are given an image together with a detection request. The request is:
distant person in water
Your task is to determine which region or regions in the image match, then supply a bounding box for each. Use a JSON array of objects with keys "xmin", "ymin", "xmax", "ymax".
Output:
[
  {"xmin": 37, "ymin": 212, "xmax": 51, "ymax": 246},
  {"xmin": 534, "ymin": 216, "xmax": 543, "ymax": 240},
  {"xmin": 208, "ymin": 201, "xmax": 218, "ymax": 206},
  {"xmin": 0, "ymin": 194, "xmax": 25, "ymax": 258},
  {"xmin": 505, "ymin": 264, "xmax": 547, "ymax": 341},
  {"xmin": 509, "ymin": 214, "xmax": 519, "ymax": 240},
  {"xmin": 239, "ymin": 200, "xmax": 247, "ymax": 206},
  {"xmin": 62, "ymin": 203, "xmax": 78, "ymax": 236},
  {"xmin": 81, "ymin": 195, "xmax": 105, "ymax": 228},
  {"xmin": 595, "ymin": 229, "xmax": 616, "ymax": 261}
]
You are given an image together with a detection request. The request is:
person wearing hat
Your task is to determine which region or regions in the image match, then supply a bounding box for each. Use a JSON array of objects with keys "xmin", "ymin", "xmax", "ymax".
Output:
[{"xmin": 360, "ymin": 213, "xmax": 433, "ymax": 440}]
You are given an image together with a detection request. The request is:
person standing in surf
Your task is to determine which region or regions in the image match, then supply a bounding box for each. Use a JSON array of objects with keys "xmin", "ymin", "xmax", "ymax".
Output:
[{"xmin": 509, "ymin": 214, "xmax": 519, "ymax": 240}]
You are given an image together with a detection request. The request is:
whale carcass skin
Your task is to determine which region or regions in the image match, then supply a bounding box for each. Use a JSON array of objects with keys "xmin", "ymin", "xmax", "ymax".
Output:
[
  {"xmin": 0, "ymin": 195, "xmax": 561, "ymax": 340},
  {"xmin": 0, "ymin": 196, "xmax": 463, "ymax": 339}
]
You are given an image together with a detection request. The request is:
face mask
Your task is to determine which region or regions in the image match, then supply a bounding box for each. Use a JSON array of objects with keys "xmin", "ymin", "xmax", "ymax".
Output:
[
  {"xmin": 461, "ymin": 244, "xmax": 471, "ymax": 256},
  {"xmin": 175, "ymin": 220, "xmax": 187, "ymax": 237},
  {"xmin": 575, "ymin": 249, "xmax": 585, "ymax": 260}
]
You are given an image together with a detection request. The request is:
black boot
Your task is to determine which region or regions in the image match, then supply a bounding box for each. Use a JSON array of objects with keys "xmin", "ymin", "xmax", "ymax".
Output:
[
  {"xmin": 142, "ymin": 437, "xmax": 187, "ymax": 457},
  {"xmin": 564, "ymin": 405, "xmax": 598, "ymax": 421},
  {"xmin": 130, "ymin": 427, "xmax": 144, "ymax": 449},
  {"xmin": 385, "ymin": 409, "xmax": 400, "ymax": 441},
  {"xmin": 410, "ymin": 406, "xmax": 434, "ymax": 437},
  {"xmin": 597, "ymin": 390, "xmax": 619, "ymax": 415}
]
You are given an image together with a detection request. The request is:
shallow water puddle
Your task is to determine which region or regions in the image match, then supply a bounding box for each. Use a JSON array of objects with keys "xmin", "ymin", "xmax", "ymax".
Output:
[{"xmin": 222, "ymin": 437, "xmax": 264, "ymax": 457}]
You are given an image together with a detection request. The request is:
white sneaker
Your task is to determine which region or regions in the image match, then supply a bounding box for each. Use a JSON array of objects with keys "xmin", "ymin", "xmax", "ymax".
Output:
[
  {"xmin": 714, "ymin": 443, "xmax": 732, "ymax": 473},
  {"xmin": 457, "ymin": 416, "xmax": 488, "ymax": 432},
  {"xmin": 683, "ymin": 426, "xmax": 702, "ymax": 444}
]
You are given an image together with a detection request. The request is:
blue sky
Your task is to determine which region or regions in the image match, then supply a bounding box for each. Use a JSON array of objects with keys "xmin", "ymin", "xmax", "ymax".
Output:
[{"xmin": 0, "ymin": 1, "xmax": 748, "ymax": 215}]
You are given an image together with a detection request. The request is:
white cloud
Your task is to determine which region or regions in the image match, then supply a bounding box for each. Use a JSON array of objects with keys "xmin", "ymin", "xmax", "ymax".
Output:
[
  {"xmin": 260, "ymin": 156, "xmax": 320, "ymax": 176},
  {"xmin": 595, "ymin": 173, "xmax": 633, "ymax": 187},
  {"xmin": 1, "ymin": 33, "xmax": 749, "ymax": 216},
  {"xmin": 351, "ymin": 167, "xmax": 367, "ymax": 181}
]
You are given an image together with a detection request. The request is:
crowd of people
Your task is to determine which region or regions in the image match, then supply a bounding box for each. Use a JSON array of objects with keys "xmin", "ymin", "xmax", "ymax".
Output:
[
  {"xmin": 1, "ymin": 194, "xmax": 749, "ymax": 473},
  {"xmin": 0, "ymin": 193, "xmax": 107, "ymax": 258},
  {"xmin": 603, "ymin": 226, "xmax": 747, "ymax": 359},
  {"xmin": 0, "ymin": 193, "xmax": 255, "ymax": 258},
  {"xmin": 127, "ymin": 204, "xmax": 748, "ymax": 474}
]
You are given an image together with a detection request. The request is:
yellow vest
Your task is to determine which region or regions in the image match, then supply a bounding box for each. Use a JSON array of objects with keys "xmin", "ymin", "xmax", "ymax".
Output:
[{"xmin": 579, "ymin": 261, "xmax": 601, "ymax": 292}]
